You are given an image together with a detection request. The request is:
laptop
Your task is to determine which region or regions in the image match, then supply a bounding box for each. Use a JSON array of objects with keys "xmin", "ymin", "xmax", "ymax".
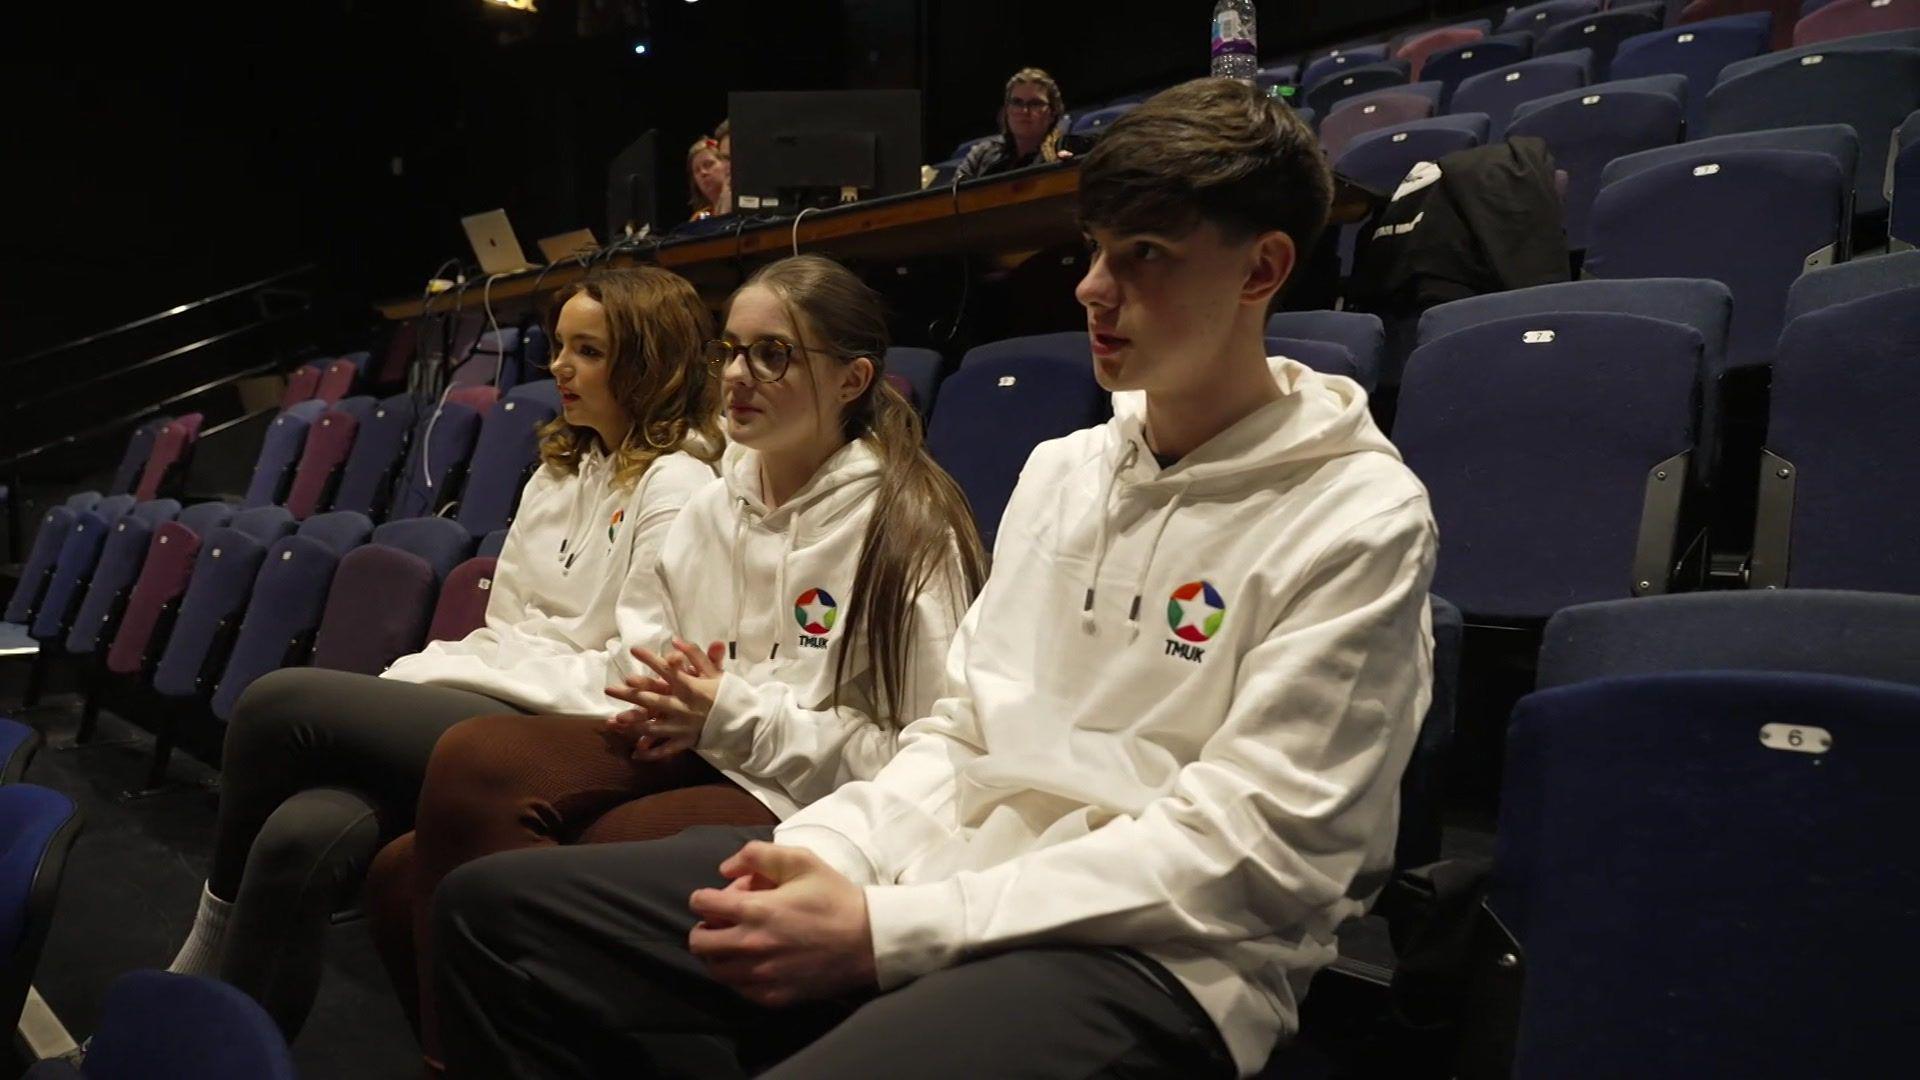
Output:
[
  {"xmin": 536, "ymin": 228, "xmax": 601, "ymax": 263},
  {"xmin": 460, "ymin": 209, "xmax": 536, "ymax": 274}
]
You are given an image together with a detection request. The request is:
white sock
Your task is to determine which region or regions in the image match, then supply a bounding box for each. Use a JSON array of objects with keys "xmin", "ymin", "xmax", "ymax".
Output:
[{"xmin": 166, "ymin": 883, "xmax": 233, "ymax": 976}]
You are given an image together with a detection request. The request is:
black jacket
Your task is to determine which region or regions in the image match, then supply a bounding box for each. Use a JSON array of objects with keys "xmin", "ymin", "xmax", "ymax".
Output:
[{"xmin": 1346, "ymin": 136, "xmax": 1570, "ymax": 318}]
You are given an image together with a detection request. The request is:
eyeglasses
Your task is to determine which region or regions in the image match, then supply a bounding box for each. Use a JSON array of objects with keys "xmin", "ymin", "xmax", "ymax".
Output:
[
  {"xmin": 1006, "ymin": 97, "xmax": 1051, "ymax": 113},
  {"xmin": 703, "ymin": 337, "xmax": 803, "ymax": 382}
]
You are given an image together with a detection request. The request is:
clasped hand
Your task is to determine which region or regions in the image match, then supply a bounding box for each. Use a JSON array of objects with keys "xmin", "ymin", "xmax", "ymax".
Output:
[
  {"xmin": 604, "ymin": 638, "xmax": 724, "ymax": 761},
  {"xmin": 689, "ymin": 841, "xmax": 878, "ymax": 1008}
]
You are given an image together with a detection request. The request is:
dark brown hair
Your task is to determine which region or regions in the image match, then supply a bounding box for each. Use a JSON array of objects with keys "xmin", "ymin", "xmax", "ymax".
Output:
[
  {"xmin": 732, "ymin": 255, "xmax": 988, "ymax": 724},
  {"xmin": 1079, "ymin": 77, "xmax": 1332, "ymax": 254},
  {"xmin": 539, "ymin": 267, "xmax": 722, "ymax": 487}
]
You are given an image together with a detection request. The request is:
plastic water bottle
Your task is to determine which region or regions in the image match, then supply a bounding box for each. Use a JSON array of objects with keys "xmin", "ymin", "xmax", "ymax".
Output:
[{"xmin": 1210, "ymin": 0, "xmax": 1258, "ymax": 83}]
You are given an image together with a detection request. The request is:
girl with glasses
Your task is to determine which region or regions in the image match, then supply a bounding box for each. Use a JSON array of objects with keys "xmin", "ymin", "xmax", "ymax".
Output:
[
  {"xmin": 362, "ymin": 254, "xmax": 987, "ymax": 1071},
  {"xmin": 957, "ymin": 66, "xmax": 1074, "ymax": 180}
]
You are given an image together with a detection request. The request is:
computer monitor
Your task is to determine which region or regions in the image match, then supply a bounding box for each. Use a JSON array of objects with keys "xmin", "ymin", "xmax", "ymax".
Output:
[
  {"xmin": 606, "ymin": 130, "xmax": 659, "ymax": 239},
  {"xmin": 728, "ymin": 90, "xmax": 922, "ymax": 213}
]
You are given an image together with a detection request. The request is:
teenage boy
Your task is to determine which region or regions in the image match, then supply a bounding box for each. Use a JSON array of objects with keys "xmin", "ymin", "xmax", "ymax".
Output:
[{"xmin": 433, "ymin": 77, "xmax": 1437, "ymax": 1080}]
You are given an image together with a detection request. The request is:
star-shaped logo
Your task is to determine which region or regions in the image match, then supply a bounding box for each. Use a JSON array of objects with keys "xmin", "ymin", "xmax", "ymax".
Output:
[
  {"xmin": 1167, "ymin": 580, "xmax": 1226, "ymax": 643},
  {"xmin": 793, "ymin": 588, "xmax": 839, "ymax": 635}
]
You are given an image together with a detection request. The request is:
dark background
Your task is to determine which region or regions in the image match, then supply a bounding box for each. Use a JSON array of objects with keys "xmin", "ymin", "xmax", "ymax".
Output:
[{"xmin": 4, "ymin": 0, "xmax": 1456, "ymax": 357}]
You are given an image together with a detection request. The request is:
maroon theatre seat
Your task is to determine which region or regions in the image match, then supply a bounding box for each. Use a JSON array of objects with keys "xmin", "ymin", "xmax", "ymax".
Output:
[
  {"xmin": 283, "ymin": 409, "xmax": 362, "ymax": 520},
  {"xmin": 309, "ymin": 546, "xmax": 437, "ymax": 676},
  {"xmin": 1396, "ymin": 24, "xmax": 1488, "ymax": 80},
  {"xmin": 314, "ymin": 358, "xmax": 358, "ymax": 404},
  {"xmin": 1794, "ymin": 0, "xmax": 1920, "ymax": 46},
  {"xmin": 427, "ymin": 556, "xmax": 498, "ymax": 645},
  {"xmin": 1319, "ymin": 91, "xmax": 1439, "ymax": 163},
  {"xmin": 445, "ymin": 385, "xmax": 500, "ymax": 416},
  {"xmin": 132, "ymin": 413, "xmax": 204, "ymax": 502},
  {"xmin": 281, "ymin": 364, "xmax": 323, "ymax": 409}
]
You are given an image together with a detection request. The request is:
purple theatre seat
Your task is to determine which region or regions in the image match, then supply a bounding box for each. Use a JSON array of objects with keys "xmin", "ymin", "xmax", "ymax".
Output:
[
  {"xmin": 1589, "ymin": 140, "xmax": 1852, "ymax": 369},
  {"xmin": 1424, "ymin": 31, "xmax": 1538, "ymax": 108},
  {"xmin": 27, "ymin": 496, "xmax": 138, "ymax": 643},
  {"xmin": 1320, "ymin": 88, "xmax": 1440, "ymax": 162},
  {"xmin": 1265, "ymin": 337, "xmax": 1373, "ymax": 391},
  {"xmin": 388, "ymin": 402, "xmax": 482, "ymax": 520},
  {"xmin": 477, "ymin": 528, "xmax": 509, "ymax": 558},
  {"xmin": 1751, "ymin": 286, "xmax": 1920, "ymax": 593},
  {"xmin": 455, "ymin": 395, "xmax": 558, "ymax": 537},
  {"xmin": 1396, "ymin": 23, "xmax": 1490, "ymax": 80},
  {"xmin": 933, "ymin": 337, "xmax": 1109, "ymax": 548},
  {"xmin": 243, "ymin": 400, "xmax": 329, "ymax": 509},
  {"xmin": 1300, "ymin": 43, "xmax": 1393, "ymax": 92},
  {"xmin": 133, "ymin": 413, "xmax": 203, "ymax": 502},
  {"xmin": 1507, "ymin": 74, "xmax": 1689, "ymax": 249},
  {"xmin": 309, "ymin": 517, "xmax": 474, "ymax": 674},
  {"xmin": 1255, "ymin": 63, "xmax": 1299, "ymax": 90},
  {"xmin": 108, "ymin": 417, "xmax": 172, "ymax": 496},
  {"xmin": 1610, "ymin": 12, "xmax": 1773, "ymax": 136},
  {"xmin": 1395, "ymin": 311, "xmax": 1701, "ymax": 622},
  {"xmin": 313, "ymin": 358, "xmax": 358, "ymax": 405},
  {"xmin": 1794, "ymin": 0, "xmax": 1920, "ymax": 45},
  {"xmin": 210, "ymin": 511, "xmax": 373, "ymax": 719},
  {"xmin": 1705, "ymin": 40, "xmax": 1920, "ymax": 218},
  {"xmin": 65, "ymin": 499, "xmax": 183, "ymax": 655},
  {"xmin": 428, "ymin": 556, "xmax": 499, "ymax": 645},
  {"xmin": 282, "ymin": 397, "xmax": 377, "ymax": 520},
  {"xmin": 1332, "ymin": 113, "xmax": 1490, "ymax": 195},
  {"xmin": 149, "ymin": 507, "xmax": 296, "ymax": 700},
  {"xmin": 280, "ymin": 363, "xmax": 323, "ymax": 409},
  {"xmin": 1304, "ymin": 59, "xmax": 1414, "ymax": 117},
  {"xmin": 884, "ymin": 348, "xmax": 944, "ymax": 418},
  {"xmin": 1536, "ymin": 7, "xmax": 1668, "ymax": 78},
  {"xmin": 1894, "ymin": 109, "xmax": 1920, "ymax": 247},
  {"xmin": 1500, "ymin": 0, "xmax": 1605, "ymax": 35},
  {"xmin": 5, "ymin": 507, "xmax": 77, "ymax": 625},
  {"xmin": 456, "ymin": 329, "xmax": 521, "ymax": 389},
  {"xmin": 103, "ymin": 501, "xmax": 238, "ymax": 677},
  {"xmin": 331, "ymin": 393, "xmax": 417, "ymax": 519},
  {"xmin": 503, "ymin": 378, "xmax": 561, "ymax": 410},
  {"xmin": 1450, "ymin": 49, "xmax": 1595, "ymax": 140}
]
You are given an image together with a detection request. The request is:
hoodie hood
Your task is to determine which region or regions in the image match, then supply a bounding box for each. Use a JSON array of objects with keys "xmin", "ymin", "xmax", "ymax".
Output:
[
  {"xmin": 720, "ymin": 437, "xmax": 885, "ymax": 525},
  {"xmin": 712, "ymin": 438, "xmax": 885, "ymax": 661},
  {"xmin": 1084, "ymin": 356, "xmax": 1400, "ymax": 636}
]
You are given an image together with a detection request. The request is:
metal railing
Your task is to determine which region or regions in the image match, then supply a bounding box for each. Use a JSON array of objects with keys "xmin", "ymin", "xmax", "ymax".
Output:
[{"xmin": 2, "ymin": 264, "xmax": 315, "ymax": 370}]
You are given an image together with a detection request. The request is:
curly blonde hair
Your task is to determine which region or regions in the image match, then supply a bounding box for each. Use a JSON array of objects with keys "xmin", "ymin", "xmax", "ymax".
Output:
[{"xmin": 537, "ymin": 267, "xmax": 722, "ymax": 488}]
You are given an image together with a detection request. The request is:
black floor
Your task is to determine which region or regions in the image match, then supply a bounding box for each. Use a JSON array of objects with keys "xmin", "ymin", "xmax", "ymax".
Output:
[{"xmin": 5, "ymin": 667, "xmax": 419, "ymax": 1080}]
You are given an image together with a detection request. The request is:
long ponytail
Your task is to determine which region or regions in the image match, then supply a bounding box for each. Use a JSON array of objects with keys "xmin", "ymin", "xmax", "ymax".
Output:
[{"xmin": 738, "ymin": 255, "xmax": 988, "ymax": 724}]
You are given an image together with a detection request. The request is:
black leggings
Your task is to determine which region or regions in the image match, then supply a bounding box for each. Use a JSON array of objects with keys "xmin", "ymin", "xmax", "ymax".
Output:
[{"xmin": 209, "ymin": 667, "xmax": 521, "ymax": 1037}]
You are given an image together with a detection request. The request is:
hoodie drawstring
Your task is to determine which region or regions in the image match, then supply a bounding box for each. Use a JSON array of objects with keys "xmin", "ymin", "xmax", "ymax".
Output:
[
  {"xmin": 1083, "ymin": 439, "xmax": 1139, "ymax": 632},
  {"xmin": 556, "ymin": 452, "xmax": 606, "ymax": 574},
  {"xmin": 727, "ymin": 495, "xmax": 803, "ymax": 664},
  {"xmin": 727, "ymin": 500, "xmax": 748, "ymax": 660},
  {"xmin": 1124, "ymin": 486, "xmax": 1186, "ymax": 641}
]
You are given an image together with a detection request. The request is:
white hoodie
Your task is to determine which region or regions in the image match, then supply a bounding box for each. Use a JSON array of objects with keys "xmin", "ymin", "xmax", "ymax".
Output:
[
  {"xmin": 777, "ymin": 357, "xmax": 1437, "ymax": 1076},
  {"xmin": 620, "ymin": 438, "xmax": 971, "ymax": 820},
  {"xmin": 383, "ymin": 445, "xmax": 717, "ymax": 715}
]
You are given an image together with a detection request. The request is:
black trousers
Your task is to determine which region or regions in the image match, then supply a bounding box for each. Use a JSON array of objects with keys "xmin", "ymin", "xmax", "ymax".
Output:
[
  {"xmin": 210, "ymin": 667, "xmax": 520, "ymax": 1036},
  {"xmin": 434, "ymin": 825, "xmax": 1238, "ymax": 1079}
]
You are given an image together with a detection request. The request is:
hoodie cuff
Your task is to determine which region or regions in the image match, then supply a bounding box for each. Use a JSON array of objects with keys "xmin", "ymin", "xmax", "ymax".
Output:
[
  {"xmin": 699, "ymin": 672, "xmax": 759, "ymax": 760},
  {"xmin": 864, "ymin": 880, "xmax": 967, "ymax": 990},
  {"xmin": 773, "ymin": 824, "xmax": 880, "ymax": 886}
]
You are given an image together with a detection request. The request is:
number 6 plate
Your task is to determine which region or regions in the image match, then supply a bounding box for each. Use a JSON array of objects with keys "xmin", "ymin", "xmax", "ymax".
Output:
[{"xmin": 1759, "ymin": 723, "xmax": 1832, "ymax": 754}]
